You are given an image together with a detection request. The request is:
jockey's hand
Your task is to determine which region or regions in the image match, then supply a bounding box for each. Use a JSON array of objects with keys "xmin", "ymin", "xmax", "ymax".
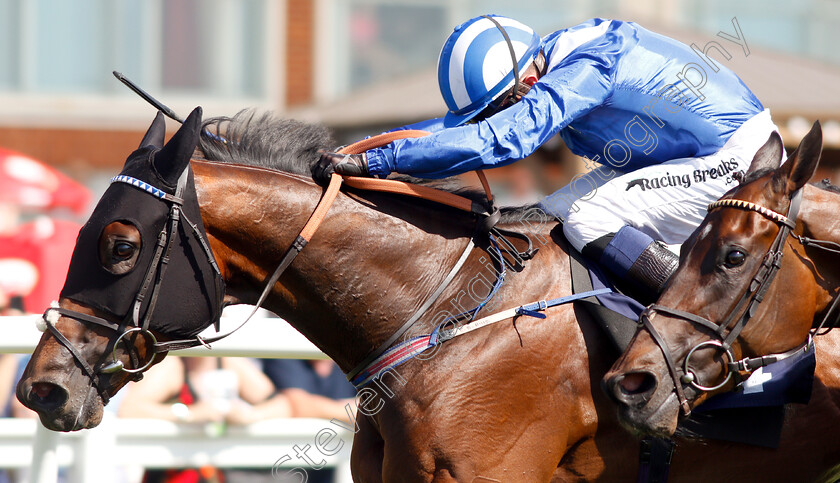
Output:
[{"xmin": 313, "ymin": 152, "xmax": 369, "ymax": 184}]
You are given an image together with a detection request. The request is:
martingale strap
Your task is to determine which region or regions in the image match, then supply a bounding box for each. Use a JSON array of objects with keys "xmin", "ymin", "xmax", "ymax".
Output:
[
  {"xmin": 349, "ymin": 288, "xmax": 611, "ymax": 388},
  {"xmin": 344, "ymin": 237, "xmax": 476, "ymax": 383}
]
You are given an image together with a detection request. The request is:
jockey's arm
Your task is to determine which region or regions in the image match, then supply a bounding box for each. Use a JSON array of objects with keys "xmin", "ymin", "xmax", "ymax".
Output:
[{"xmin": 365, "ymin": 56, "xmax": 615, "ymax": 179}]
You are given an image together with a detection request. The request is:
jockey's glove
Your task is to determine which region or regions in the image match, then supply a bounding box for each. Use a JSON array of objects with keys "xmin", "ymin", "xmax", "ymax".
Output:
[{"xmin": 314, "ymin": 152, "xmax": 369, "ymax": 184}]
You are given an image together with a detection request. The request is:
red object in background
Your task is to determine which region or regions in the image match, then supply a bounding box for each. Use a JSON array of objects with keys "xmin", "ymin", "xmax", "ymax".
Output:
[
  {"xmin": 0, "ymin": 217, "xmax": 81, "ymax": 314},
  {"xmin": 0, "ymin": 147, "xmax": 90, "ymax": 313},
  {"xmin": 0, "ymin": 147, "xmax": 91, "ymax": 216}
]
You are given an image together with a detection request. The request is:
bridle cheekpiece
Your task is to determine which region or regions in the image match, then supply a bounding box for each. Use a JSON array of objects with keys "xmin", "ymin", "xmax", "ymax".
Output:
[{"xmin": 638, "ymin": 189, "xmax": 806, "ymax": 416}]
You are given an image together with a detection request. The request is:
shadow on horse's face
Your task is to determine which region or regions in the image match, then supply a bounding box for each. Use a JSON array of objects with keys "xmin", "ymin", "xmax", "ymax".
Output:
[
  {"xmin": 18, "ymin": 221, "xmax": 155, "ymax": 431},
  {"xmin": 604, "ymin": 124, "xmax": 826, "ymax": 437},
  {"xmin": 17, "ymin": 298, "xmax": 161, "ymax": 431}
]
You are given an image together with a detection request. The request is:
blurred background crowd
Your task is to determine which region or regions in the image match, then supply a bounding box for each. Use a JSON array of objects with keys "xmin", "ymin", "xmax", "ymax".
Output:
[
  {"xmin": 1, "ymin": 309, "xmax": 357, "ymax": 483},
  {"xmin": 2, "ymin": 0, "xmax": 840, "ymax": 481}
]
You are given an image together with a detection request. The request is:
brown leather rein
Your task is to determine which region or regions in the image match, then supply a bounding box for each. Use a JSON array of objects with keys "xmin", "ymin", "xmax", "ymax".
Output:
[
  {"xmin": 43, "ymin": 130, "xmax": 499, "ymax": 396},
  {"xmin": 164, "ymin": 129, "xmax": 498, "ymax": 350}
]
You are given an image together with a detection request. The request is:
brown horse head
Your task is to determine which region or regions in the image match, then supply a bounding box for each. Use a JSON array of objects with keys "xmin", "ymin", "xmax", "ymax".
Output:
[
  {"xmin": 16, "ymin": 107, "xmax": 479, "ymax": 433},
  {"xmin": 17, "ymin": 107, "xmax": 226, "ymax": 431},
  {"xmin": 603, "ymin": 122, "xmax": 839, "ymax": 437}
]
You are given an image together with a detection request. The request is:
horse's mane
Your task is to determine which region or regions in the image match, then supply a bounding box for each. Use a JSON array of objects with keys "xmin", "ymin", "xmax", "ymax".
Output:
[
  {"xmin": 197, "ymin": 108, "xmax": 542, "ymax": 224},
  {"xmin": 198, "ymin": 109, "xmax": 333, "ymax": 176},
  {"xmin": 815, "ymin": 179, "xmax": 840, "ymax": 193}
]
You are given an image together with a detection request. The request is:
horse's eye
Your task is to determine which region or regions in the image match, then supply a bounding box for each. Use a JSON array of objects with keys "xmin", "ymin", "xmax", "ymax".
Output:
[
  {"xmin": 113, "ymin": 242, "xmax": 135, "ymax": 259},
  {"xmin": 724, "ymin": 249, "xmax": 747, "ymax": 268},
  {"xmin": 100, "ymin": 222, "xmax": 141, "ymax": 274}
]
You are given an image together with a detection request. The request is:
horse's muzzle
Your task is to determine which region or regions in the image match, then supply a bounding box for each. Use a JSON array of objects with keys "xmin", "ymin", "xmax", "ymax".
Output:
[{"xmin": 17, "ymin": 380, "xmax": 69, "ymax": 415}]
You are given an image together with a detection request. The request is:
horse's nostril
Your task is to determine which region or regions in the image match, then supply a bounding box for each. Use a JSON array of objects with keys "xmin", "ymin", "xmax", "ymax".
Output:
[
  {"xmin": 28, "ymin": 382, "xmax": 68, "ymax": 412},
  {"xmin": 32, "ymin": 383, "xmax": 52, "ymax": 399},
  {"xmin": 606, "ymin": 372, "xmax": 657, "ymax": 408},
  {"xmin": 619, "ymin": 372, "xmax": 654, "ymax": 395}
]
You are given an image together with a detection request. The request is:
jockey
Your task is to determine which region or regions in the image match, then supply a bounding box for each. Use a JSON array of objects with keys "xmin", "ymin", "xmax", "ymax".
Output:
[{"xmin": 315, "ymin": 15, "xmax": 779, "ymax": 302}]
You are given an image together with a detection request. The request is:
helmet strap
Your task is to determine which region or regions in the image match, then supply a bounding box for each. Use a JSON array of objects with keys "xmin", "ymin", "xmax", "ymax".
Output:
[
  {"xmin": 482, "ymin": 15, "xmax": 521, "ymax": 103},
  {"xmin": 535, "ymin": 49, "xmax": 547, "ymax": 77}
]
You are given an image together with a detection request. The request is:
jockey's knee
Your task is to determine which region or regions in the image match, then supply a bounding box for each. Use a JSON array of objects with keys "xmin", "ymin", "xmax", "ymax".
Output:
[{"xmin": 563, "ymin": 203, "xmax": 626, "ymax": 253}]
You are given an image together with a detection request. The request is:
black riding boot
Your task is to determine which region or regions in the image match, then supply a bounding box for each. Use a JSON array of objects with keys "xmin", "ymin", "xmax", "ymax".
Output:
[
  {"xmin": 625, "ymin": 240, "xmax": 679, "ymax": 304},
  {"xmin": 583, "ymin": 226, "xmax": 679, "ymax": 305}
]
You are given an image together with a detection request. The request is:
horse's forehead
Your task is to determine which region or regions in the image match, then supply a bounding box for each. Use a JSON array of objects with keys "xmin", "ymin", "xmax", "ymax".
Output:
[
  {"xmin": 689, "ymin": 190, "xmax": 771, "ymax": 260},
  {"xmin": 707, "ymin": 177, "xmax": 781, "ymax": 235},
  {"xmin": 695, "ymin": 222, "xmax": 714, "ymax": 245},
  {"xmin": 735, "ymin": 174, "xmax": 781, "ymax": 207}
]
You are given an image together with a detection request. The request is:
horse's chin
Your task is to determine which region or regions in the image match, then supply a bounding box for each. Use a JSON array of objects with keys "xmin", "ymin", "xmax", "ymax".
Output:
[
  {"xmin": 615, "ymin": 391, "xmax": 680, "ymax": 438},
  {"xmin": 38, "ymin": 404, "xmax": 103, "ymax": 432}
]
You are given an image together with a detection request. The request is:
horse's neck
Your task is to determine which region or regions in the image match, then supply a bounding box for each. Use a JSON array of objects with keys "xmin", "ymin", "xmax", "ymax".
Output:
[
  {"xmin": 802, "ymin": 185, "xmax": 840, "ymax": 243},
  {"xmin": 798, "ymin": 184, "xmax": 840, "ymax": 315},
  {"xmin": 193, "ymin": 161, "xmax": 476, "ymax": 371}
]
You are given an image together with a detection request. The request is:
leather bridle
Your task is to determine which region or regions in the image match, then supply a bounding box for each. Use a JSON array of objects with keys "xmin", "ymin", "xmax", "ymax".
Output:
[
  {"xmin": 40, "ymin": 167, "xmax": 225, "ymax": 403},
  {"xmin": 38, "ymin": 130, "xmax": 501, "ymax": 405},
  {"xmin": 638, "ymin": 189, "xmax": 807, "ymax": 416}
]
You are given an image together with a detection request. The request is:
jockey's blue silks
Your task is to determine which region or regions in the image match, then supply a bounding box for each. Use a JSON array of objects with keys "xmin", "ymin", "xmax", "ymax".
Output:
[
  {"xmin": 437, "ymin": 15, "xmax": 542, "ymax": 126},
  {"xmin": 60, "ymin": 109, "xmax": 225, "ymax": 339},
  {"xmin": 366, "ymin": 18, "xmax": 763, "ymax": 179}
]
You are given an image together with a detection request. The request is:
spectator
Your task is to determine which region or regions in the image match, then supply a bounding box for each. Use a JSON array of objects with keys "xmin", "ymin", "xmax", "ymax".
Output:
[
  {"xmin": 225, "ymin": 358, "xmax": 357, "ymax": 483},
  {"xmin": 0, "ymin": 289, "xmax": 28, "ymax": 419},
  {"xmin": 263, "ymin": 359, "xmax": 356, "ymax": 483},
  {"xmin": 263, "ymin": 359, "xmax": 356, "ymax": 424},
  {"xmin": 0, "ymin": 289, "xmax": 22, "ymax": 412},
  {"xmin": 118, "ymin": 356, "xmax": 279, "ymax": 483}
]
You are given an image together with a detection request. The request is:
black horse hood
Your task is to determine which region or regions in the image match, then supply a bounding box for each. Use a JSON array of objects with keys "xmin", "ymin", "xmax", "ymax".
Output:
[{"xmin": 61, "ymin": 108, "xmax": 224, "ymax": 339}]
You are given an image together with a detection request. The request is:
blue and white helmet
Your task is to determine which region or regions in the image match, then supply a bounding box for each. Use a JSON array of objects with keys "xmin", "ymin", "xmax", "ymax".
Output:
[{"xmin": 438, "ymin": 15, "xmax": 542, "ymax": 127}]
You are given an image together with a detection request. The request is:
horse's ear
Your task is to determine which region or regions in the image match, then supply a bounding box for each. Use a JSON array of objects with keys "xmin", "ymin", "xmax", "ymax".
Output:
[
  {"xmin": 773, "ymin": 121, "xmax": 822, "ymax": 195},
  {"xmin": 153, "ymin": 107, "xmax": 203, "ymax": 186},
  {"xmin": 746, "ymin": 131, "xmax": 784, "ymax": 174},
  {"xmin": 139, "ymin": 111, "xmax": 166, "ymax": 149}
]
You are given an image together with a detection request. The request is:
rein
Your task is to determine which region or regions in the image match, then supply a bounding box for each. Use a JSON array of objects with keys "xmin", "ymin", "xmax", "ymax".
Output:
[
  {"xmin": 164, "ymin": 130, "xmax": 500, "ymax": 356},
  {"xmin": 41, "ymin": 130, "xmax": 502, "ymax": 396},
  {"xmin": 41, "ymin": 167, "xmax": 225, "ymax": 400},
  {"xmin": 639, "ymin": 190, "xmax": 808, "ymax": 416}
]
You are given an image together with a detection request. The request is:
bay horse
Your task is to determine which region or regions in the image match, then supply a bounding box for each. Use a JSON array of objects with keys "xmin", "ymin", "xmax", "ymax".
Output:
[
  {"xmin": 603, "ymin": 123, "xmax": 840, "ymax": 447},
  {"xmin": 16, "ymin": 109, "xmax": 840, "ymax": 482}
]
